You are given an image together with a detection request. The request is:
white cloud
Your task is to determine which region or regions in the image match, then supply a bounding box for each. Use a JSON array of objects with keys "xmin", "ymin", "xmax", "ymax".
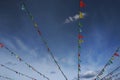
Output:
[
  {"xmin": 64, "ymin": 13, "xmax": 86, "ymax": 24},
  {"xmin": 14, "ymin": 37, "xmax": 28, "ymax": 50},
  {"xmin": 64, "ymin": 14, "xmax": 79, "ymax": 23},
  {"xmin": 81, "ymin": 70, "xmax": 97, "ymax": 79},
  {"xmin": 59, "ymin": 54, "xmax": 76, "ymax": 66}
]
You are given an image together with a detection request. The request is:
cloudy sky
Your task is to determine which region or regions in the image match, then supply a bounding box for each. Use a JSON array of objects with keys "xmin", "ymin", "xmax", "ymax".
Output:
[{"xmin": 0, "ymin": 0, "xmax": 120, "ymax": 80}]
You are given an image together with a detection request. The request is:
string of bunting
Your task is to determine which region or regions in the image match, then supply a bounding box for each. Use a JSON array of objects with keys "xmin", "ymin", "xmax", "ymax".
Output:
[
  {"xmin": 101, "ymin": 65, "xmax": 120, "ymax": 80},
  {"xmin": 0, "ymin": 64, "xmax": 37, "ymax": 80},
  {"xmin": 103, "ymin": 73, "xmax": 120, "ymax": 80},
  {"xmin": 114, "ymin": 77, "xmax": 120, "ymax": 80},
  {"xmin": 78, "ymin": 0, "xmax": 86, "ymax": 80},
  {"xmin": 112, "ymin": 73, "xmax": 120, "ymax": 78},
  {"xmin": 0, "ymin": 75, "xmax": 14, "ymax": 80},
  {"xmin": 0, "ymin": 43, "xmax": 50, "ymax": 80},
  {"xmin": 94, "ymin": 47, "xmax": 120, "ymax": 80},
  {"xmin": 18, "ymin": 0, "xmax": 68, "ymax": 80}
]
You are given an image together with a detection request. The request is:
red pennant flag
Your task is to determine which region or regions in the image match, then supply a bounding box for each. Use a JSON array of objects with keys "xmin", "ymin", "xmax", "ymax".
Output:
[
  {"xmin": 78, "ymin": 34, "xmax": 83, "ymax": 39},
  {"xmin": 114, "ymin": 53, "xmax": 119, "ymax": 57},
  {"xmin": 80, "ymin": 0, "xmax": 86, "ymax": 8},
  {"xmin": 0, "ymin": 43, "xmax": 4, "ymax": 48}
]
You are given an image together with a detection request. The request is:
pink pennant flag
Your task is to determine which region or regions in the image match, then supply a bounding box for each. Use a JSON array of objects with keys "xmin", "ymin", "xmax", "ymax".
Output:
[
  {"xmin": 0, "ymin": 43, "xmax": 4, "ymax": 48},
  {"xmin": 114, "ymin": 53, "xmax": 119, "ymax": 57}
]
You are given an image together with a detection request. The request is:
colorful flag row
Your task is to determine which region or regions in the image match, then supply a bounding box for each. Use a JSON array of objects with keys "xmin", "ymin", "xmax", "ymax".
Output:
[
  {"xmin": 0, "ymin": 43, "xmax": 50, "ymax": 80},
  {"xmin": 0, "ymin": 75, "xmax": 13, "ymax": 80},
  {"xmin": 95, "ymin": 48, "xmax": 120, "ymax": 80},
  {"xmin": 78, "ymin": 0, "xmax": 86, "ymax": 80},
  {"xmin": 0, "ymin": 64, "xmax": 37, "ymax": 80},
  {"xmin": 19, "ymin": 0, "xmax": 68, "ymax": 80},
  {"xmin": 101, "ymin": 65, "xmax": 120, "ymax": 80},
  {"xmin": 112, "ymin": 73, "xmax": 120, "ymax": 78}
]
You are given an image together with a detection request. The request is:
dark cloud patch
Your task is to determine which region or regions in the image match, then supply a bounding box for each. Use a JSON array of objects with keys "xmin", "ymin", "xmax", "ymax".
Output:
[{"xmin": 50, "ymin": 71, "xmax": 56, "ymax": 74}]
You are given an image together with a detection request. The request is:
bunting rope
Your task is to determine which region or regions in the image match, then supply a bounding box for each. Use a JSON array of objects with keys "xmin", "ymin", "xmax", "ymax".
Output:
[
  {"xmin": 18, "ymin": 0, "xmax": 68, "ymax": 80},
  {"xmin": 112, "ymin": 73, "xmax": 120, "ymax": 79},
  {"xmin": 78, "ymin": 0, "xmax": 86, "ymax": 80},
  {"xmin": 94, "ymin": 47, "xmax": 120, "ymax": 80},
  {"xmin": 115, "ymin": 77, "xmax": 120, "ymax": 80},
  {"xmin": 0, "ymin": 64, "xmax": 37, "ymax": 80},
  {"xmin": 0, "ymin": 43, "xmax": 50, "ymax": 80},
  {"xmin": 0, "ymin": 75, "xmax": 14, "ymax": 80},
  {"xmin": 101, "ymin": 65, "xmax": 120, "ymax": 80}
]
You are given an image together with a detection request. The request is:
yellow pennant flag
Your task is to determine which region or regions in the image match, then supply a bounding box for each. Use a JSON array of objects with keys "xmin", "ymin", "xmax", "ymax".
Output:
[
  {"xmin": 16, "ymin": 55, "xmax": 19, "ymax": 59},
  {"xmin": 79, "ymin": 12, "xmax": 85, "ymax": 19},
  {"xmin": 34, "ymin": 22, "xmax": 38, "ymax": 28},
  {"xmin": 79, "ymin": 39, "xmax": 84, "ymax": 44},
  {"xmin": 111, "ymin": 56, "xmax": 114, "ymax": 60}
]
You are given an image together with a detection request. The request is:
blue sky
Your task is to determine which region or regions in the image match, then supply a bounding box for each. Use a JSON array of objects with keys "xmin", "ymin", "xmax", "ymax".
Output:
[{"xmin": 0, "ymin": 0, "xmax": 120, "ymax": 80}]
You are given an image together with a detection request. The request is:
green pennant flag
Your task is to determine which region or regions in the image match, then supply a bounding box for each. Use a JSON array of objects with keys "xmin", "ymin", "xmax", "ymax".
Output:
[
  {"xmin": 78, "ymin": 22, "xmax": 83, "ymax": 27},
  {"xmin": 78, "ymin": 68, "xmax": 81, "ymax": 71},
  {"xmin": 109, "ymin": 60, "xmax": 113, "ymax": 64},
  {"xmin": 78, "ymin": 45, "xmax": 81, "ymax": 48},
  {"xmin": 29, "ymin": 14, "xmax": 34, "ymax": 21}
]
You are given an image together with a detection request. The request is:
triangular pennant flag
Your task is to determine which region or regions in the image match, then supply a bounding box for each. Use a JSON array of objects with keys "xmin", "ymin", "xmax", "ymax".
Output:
[
  {"xmin": 37, "ymin": 29, "xmax": 42, "ymax": 35},
  {"xmin": 114, "ymin": 53, "xmax": 119, "ymax": 57},
  {"xmin": 111, "ymin": 56, "xmax": 114, "ymax": 60},
  {"xmin": 21, "ymin": 4, "xmax": 25, "ymax": 11},
  {"xmin": 0, "ymin": 43, "xmax": 4, "ymax": 48},
  {"xmin": 99, "ymin": 72, "xmax": 103, "ymax": 76},
  {"xmin": 78, "ymin": 22, "xmax": 83, "ymax": 27},
  {"xmin": 78, "ymin": 45, "xmax": 81, "ymax": 48},
  {"xmin": 78, "ymin": 34, "xmax": 84, "ymax": 39},
  {"xmin": 79, "ymin": 28, "xmax": 82, "ymax": 33},
  {"xmin": 18, "ymin": 57, "xmax": 22, "ymax": 61},
  {"xmin": 79, "ymin": 39, "xmax": 84, "ymax": 44},
  {"xmin": 78, "ymin": 56, "xmax": 80, "ymax": 60},
  {"xmin": 48, "ymin": 48, "xmax": 50, "ymax": 52},
  {"xmin": 29, "ymin": 13, "xmax": 34, "ymax": 21},
  {"xmin": 78, "ymin": 68, "xmax": 81, "ymax": 71},
  {"xmin": 79, "ymin": 12, "xmax": 85, "ymax": 19},
  {"xmin": 15, "ymin": 71, "xmax": 18, "ymax": 74},
  {"xmin": 80, "ymin": 0, "xmax": 86, "ymax": 8},
  {"xmin": 109, "ymin": 60, "xmax": 113, "ymax": 64},
  {"xmin": 34, "ymin": 22, "xmax": 38, "ymax": 28},
  {"xmin": 78, "ymin": 53, "xmax": 80, "ymax": 57},
  {"xmin": 78, "ymin": 64, "xmax": 80, "ymax": 67},
  {"xmin": 116, "ymin": 48, "xmax": 120, "ymax": 52},
  {"xmin": 16, "ymin": 55, "xmax": 19, "ymax": 59}
]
